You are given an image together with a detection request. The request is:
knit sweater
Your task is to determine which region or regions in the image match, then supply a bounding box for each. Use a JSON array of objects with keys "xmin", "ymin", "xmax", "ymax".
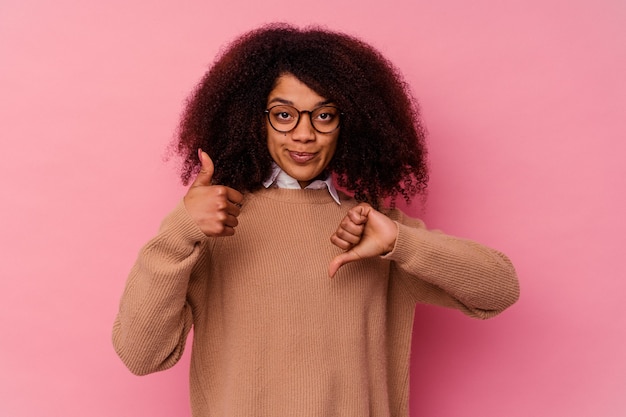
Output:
[{"xmin": 112, "ymin": 187, "xmax": 519, "ymax": 417}]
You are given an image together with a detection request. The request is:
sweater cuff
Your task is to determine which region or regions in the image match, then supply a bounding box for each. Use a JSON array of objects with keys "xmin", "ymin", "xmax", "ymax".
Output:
[{"xmin": 382, "ymin": 221, "xmax": 429, "ymax": 266}]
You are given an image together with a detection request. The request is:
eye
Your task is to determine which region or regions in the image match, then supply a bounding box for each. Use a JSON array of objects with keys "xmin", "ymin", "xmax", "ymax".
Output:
[
  {"xmin": 313, "ymin": 107, "xmax": 338, "ymax": 124},
  {"xmin": 270, "ymin": 106, "xmax": 297, "ymax": 124}
]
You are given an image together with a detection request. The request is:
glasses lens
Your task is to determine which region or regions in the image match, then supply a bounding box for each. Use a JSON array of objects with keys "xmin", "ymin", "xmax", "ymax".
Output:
[
  {"xmin": 311, "ymin": 106, "xmax": 340, "ymax": 133},
  {"xmin": 267, "ymin": 105, "xmax": 299, "ymax": 132}
]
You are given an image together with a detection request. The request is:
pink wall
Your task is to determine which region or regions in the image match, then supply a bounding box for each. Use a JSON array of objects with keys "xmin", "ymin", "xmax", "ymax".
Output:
[{"xmin": 1, "ymin": 0, "xmax": 624, "ymax": 416}]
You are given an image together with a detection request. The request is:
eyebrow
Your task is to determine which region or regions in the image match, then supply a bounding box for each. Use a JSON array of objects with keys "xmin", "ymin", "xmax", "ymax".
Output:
[{"xmin": 267, "ymin": 97, "xmax": 334, "ymax": 107}]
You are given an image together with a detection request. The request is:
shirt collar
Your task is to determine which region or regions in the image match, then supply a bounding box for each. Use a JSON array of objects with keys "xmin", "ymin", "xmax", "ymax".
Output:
[{"xmin": 263, "ymin": 163, "xmax": 341, "ymax": 205}]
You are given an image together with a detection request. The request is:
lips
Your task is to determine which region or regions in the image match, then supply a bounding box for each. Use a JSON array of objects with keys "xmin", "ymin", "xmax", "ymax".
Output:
[{"xmin": 288, "ymin": 151, "xmax": 317, "ymax": 164}]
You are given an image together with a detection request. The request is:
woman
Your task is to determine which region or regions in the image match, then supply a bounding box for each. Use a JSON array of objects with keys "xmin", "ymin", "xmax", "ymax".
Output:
[{"xmin": 113, "ymin": 24, "xmax": 519, "ymax": 417}]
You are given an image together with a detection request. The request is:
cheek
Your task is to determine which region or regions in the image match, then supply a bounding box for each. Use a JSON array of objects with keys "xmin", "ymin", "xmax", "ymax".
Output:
[
  {"xmin": 265, "ymin": 132, "xmax": 283, "ymax": 160},
  {"xmin": 325, "ymin": 136, "xmax": 340, "ymax": 159}
]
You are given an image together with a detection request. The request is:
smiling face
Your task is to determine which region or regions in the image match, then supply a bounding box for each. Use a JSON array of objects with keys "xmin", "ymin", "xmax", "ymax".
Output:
[{"xmin": 265, "ymin": 73, "xmax": 340, "ymax": 188}]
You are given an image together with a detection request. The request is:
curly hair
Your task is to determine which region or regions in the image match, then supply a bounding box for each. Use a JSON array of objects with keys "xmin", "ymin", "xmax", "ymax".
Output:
[{"xmin": 174, "ymin": 23, "xmax": 428, "ymax": 208}]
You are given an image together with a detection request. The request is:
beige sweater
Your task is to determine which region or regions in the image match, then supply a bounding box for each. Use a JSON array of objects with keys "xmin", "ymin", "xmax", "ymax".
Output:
[{"xmin": 113, "ymin": 188, "xmax": 519, "ymax": 416}]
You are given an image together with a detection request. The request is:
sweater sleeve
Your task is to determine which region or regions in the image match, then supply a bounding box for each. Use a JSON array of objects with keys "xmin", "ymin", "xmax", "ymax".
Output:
[
  {"xmin": 112, "ymin": 200, "xmax": 209, "ymax": 375},
  {"xmin": 384, "ymin": 210, "xmax": 520, "ymax": 319}
]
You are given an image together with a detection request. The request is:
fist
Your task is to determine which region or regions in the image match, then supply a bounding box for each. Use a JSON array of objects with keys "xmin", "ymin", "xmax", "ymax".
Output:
[
  {"xmin": 328, "ymin": 203, "xmax": 398, "ymax": 278},
  {"xmin": 183, "ymin": 149, "xmax": 244, "ymax": 237}
]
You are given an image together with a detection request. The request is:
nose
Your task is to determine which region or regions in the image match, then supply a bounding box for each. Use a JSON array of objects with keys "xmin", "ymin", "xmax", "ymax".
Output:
[{"xmin": 291, "ymin": 112, "xmax": 315, "ymax": 142}]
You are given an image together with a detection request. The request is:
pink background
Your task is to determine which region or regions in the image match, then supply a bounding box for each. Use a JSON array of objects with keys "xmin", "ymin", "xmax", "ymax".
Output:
[{"xmin": 1, "ymin": 0, "xmax": 624, "ymax": 415}]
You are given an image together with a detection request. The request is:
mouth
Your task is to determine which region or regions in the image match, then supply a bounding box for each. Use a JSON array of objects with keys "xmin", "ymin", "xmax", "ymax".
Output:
[{"xmin": 288, "ymin": 151, "xmax": 317, "ymax": 164}]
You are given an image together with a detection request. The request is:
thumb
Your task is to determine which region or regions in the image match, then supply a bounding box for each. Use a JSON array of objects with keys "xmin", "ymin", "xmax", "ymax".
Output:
[
  {"xmin": 192, "ymin": 148, "xmax": 214, "ymax": 186},
  {"xmin": 328, "ymin": 250, "xmax": 363, "ymax": 278}
]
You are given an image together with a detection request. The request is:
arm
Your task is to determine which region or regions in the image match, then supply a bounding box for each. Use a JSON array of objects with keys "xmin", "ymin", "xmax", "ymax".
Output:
[
  {"xmin": 113, "ymin": 150, "xmax": 244, "ymax": 375},
  {"xmin": 112, "ymin": 202, "xmax": 208, "ymax": 375},
  {"xmin": 329, "ymin": 203, "xmax": 519, "ymax": 319},
  {"xmin": 385, "ymin": 210, "xmax": 519, "ymax": 319}
]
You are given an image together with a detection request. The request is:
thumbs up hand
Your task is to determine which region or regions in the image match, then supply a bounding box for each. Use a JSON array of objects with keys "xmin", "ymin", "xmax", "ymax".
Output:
[
  {"xmin": 183, "ymin": 149, "xmax": 244, "ymax": 237},
  {"xmin": 328, "ymin": 203, "xmax": 398, "ymax": 278}
]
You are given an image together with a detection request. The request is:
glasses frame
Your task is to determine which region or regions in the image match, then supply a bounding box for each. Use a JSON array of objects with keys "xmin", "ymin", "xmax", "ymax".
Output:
[{"xmin": 264, "ymin": 104, "xmax": 342, "ymax": 134}]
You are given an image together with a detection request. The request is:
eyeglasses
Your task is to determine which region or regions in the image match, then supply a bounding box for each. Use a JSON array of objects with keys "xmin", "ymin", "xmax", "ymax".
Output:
[{"xmin": 264, "ymin": 105, "xmax": 341, "ymax": 134}]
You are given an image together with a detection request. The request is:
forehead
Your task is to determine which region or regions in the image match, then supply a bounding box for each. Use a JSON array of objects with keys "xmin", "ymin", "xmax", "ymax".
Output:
[{"xmin": 267, "ymin": 73, "xmax": 328, "ymax": 106}]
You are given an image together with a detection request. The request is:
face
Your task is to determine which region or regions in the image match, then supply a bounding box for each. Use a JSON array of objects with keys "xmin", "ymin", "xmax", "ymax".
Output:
[{"xmin": 265, "ymin": 73, "xmax": 340, "ymax": 188}]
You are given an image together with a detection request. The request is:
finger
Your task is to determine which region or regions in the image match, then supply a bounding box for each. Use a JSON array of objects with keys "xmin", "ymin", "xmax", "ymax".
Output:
[
  {"xmin": 226, "ymin": 187, "xmax": 244, "ymax": 206},
  {"xmin": 331, "ymin": 228, "xmax": 361, "ymax": 248},
  {"xmin": 225, "ymin": 200, "xmax": 242, "ymax": 217},
  {"xmin": 347, "ymin": 205, "xmax": 369, "ymax": 225},
  {"xmin": 222, "ymin": 226, "xmax": 236, "ymax": 237},
  {"xmin": 330, "ymin": 234, "xmax": 355, "ymax": 251},
  {"xmin": 223, "ymin": 213, "xmax": 239, "ymax": 228},
  {"xmin": 191, "ymin": 149, "xmax": 214, "ymax": 187},
  {"xmin": 213, "ymin": 225, "xmax": 236, "ymax": 237},
  {"xmin": 336, "ymin": 218, "xmax": 365, "ymax": 239},
  {"xmin": 210, "ymin": 186, "xmax": 244, "ymax": 212},
  {"xmin": 329, "ymin": 210, "xmax": 366, "ymax": 249},
  {"xmin": 328, "ymin": 250, "xmax": 363, "ymax": 278},
  {"xmin": 198, "ymin": 214, "xmax": 237, "ymax": 237}
]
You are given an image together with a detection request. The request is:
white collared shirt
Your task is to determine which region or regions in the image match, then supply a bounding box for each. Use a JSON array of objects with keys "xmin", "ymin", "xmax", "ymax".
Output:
[{"xmin": 262, "ymin": 164, "xmax": 341, "ymax": 205}]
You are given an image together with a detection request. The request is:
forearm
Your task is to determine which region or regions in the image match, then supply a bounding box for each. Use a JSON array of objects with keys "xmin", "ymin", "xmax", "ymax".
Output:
[{"xmin": 385, "ymin": 214, "xmax": 519, "ymax": 318}]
